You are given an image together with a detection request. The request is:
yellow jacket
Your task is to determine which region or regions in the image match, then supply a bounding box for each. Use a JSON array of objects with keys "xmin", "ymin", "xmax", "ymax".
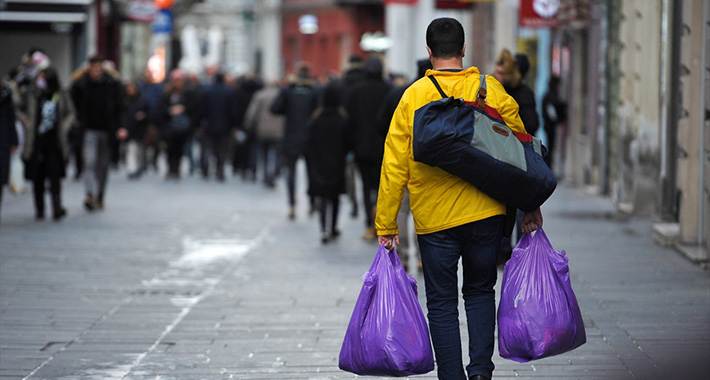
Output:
[{"xmin": 375, "ymin": 66, "xmax": 527, "ymax": 236}]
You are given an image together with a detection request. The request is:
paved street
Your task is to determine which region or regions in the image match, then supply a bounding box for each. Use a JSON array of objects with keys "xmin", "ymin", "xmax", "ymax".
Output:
[{"xmin": 1, "ymin": 169, "xmax": 709, "ymax": 380}]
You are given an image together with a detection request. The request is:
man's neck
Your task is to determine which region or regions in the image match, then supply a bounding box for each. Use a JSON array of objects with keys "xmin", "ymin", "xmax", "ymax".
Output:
[{"xmin": 431, "ymin": 56, "xmax": 464, "ymax": 71}]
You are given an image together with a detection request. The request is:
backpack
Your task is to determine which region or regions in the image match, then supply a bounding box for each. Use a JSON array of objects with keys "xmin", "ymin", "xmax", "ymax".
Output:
[{"xmin": 412, "ymin": 74, "xmax": 556, "ymax": 212}]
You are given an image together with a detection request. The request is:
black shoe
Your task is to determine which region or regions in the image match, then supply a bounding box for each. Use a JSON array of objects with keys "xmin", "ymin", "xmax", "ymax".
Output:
[
  {"xmin": 330, "ymin": 229, "xmax": 341, "ymax": 240},
  {"xmin": 35, "ymin": 211, "xmax": 45, "ymax": 221},
  {"xmin": 321, "ymin": 233, "xmax": 330, "ymax": 245},
  {"xmin": 83, "ymin": 195, "xmax": 95, "ymax": 211},
  {"xmin": 469, "ymin": 375, "xmax": 490, "ymax": 380},
  {"xmin": 53, "ymin": 208, "xmax": 67, "ymax": 221}
]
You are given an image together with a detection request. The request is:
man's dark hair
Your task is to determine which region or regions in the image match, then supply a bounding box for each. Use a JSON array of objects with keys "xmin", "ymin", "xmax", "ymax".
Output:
[
  {"xmin": 426, "ymin": 18, "xmax": 465, "ymax": 58},
  {"xmin": 88, "ymin": 54, "xmax": 104, "ymax": 65}
]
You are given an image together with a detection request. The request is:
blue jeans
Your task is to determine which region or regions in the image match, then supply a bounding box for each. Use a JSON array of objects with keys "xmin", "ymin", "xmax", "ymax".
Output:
[{"xmin": 417, "ymin": 215, "xmax": 503, "ymax": 379}]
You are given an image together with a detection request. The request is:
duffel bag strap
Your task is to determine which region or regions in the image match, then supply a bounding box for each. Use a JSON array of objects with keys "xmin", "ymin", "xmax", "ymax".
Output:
[
  {"xmin": 476, "ymin": 74, "xmax": 487, "ymax": 108},
  {"xmin": 427, "ymin": 75, "xmax": 448, "ymax": 99}
]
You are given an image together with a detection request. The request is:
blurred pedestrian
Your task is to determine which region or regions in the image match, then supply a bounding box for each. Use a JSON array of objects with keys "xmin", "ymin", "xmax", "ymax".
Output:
[
  {"xmin": 160, "ymin": 69, "xmax": 198, "ymax": 180},
  {"xmin": 199, "ymin": 72, "xmax": 235, "ymax": 182},
  {"xmin": 244, "ymin": 82, "xmax": 284, "ymax": 188},
  {"xmin": 341, "ymin": 55, "xmax": 367, "ymax": 219},
  {"xmin": 494, "ymin": 50, "xmax": 539, "ymax": 136},
  {"xmin": 138, "ymin": 69, "xmax": 165, "ymax": 173},
  {"xmin": 122, "ymin": 81, "xmax": 150, "ymax": 179},
  {"xmin": 0, "ymin": 79, "xmax": 18, "ymax": 222},
  {"xmin": 70, "ymin": 55, "xmax": 123, "ymax": 211},
  {"xmin": 542, "ymin": 75, "xmax": 566, "ymax": 169},
  {"xmin": 270, "ymin": 65, "xmax": 319, "ymax": 220},
  {"xmin": 376, "ymin": 18, "xmax": 542, "ymax": 380},
  {"xmin": 306, "ymin": 81, "xmax": 348, "ymax": 244},
  {"xmin": 231, "ymin": 75, "xmax": 262, "ymax": 181},
  {"xmin": 344, "ymin": 57, "xmax": 391, "ymax": 240},
  {"xmin": 23, "ymin": 68, "xmax": 73, "ymax": 221}
]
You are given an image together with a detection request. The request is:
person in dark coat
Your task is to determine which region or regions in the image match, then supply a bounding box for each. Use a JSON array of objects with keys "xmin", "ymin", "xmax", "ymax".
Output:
[
  {"xmin": 70, "ymin": 55, "xmax": 123, "ymax": 210},
  {"xmin": 25, "ymin": 68, "xmax": 72, "ymax": 221},
  {"xmin": 199, "ymin": 72, "xmax": 235, "ymax": 181},
  {"xmin": 122, "ymin": 81, "xmax": 150, "ymax": 179},
  {"xmin": 494, "ymin": 50, "xmax": 539, "ymax": 136},
  {"xmin": 495, "ymin": 50, "xmax": 542, "ymax": 246},
  {"xmin": 0, "ymin": 79, "xmax": 18, "ymax": 221},
  {"xmin": 160, "ymin": 69, "xmax": 198, "ymax": 180},
  {"xmin": 270, "ymin": 65, "xmax": 319, "ymax": 220},
  {"xmin": 230, "ymin": 76, "xmax": 262, "ymax": 180},
  {"xmin": 542, "ymin": 75, "xmax": 566, "ymax": 169},
  {"xmin": 306, "ymin": 81, "xmax": 348, "ymax": 244},
  {"xmin": 341, "ymin": 55, "xmax": 367, "ymax": 220},
  {"xmin": 344, "ymin": 57, "xmax": 391, "ymax": 240}
]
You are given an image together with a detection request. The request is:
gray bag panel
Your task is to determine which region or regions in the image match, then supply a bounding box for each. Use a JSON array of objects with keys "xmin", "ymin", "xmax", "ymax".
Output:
[{"xmin": 470, "ymin": 112, "xmax": 527, "ymax": 171}]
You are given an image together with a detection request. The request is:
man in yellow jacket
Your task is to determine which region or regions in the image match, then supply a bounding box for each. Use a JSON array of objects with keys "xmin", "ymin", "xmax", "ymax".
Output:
[{"xmin": 376, "ymin": 18, "xmax": 542, "ymax": 380}]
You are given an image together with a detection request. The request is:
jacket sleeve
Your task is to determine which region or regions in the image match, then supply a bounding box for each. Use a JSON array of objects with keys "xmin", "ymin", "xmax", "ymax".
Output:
[
  {"xmin": 375, "ymin": 96, "xmax": 411, "ymax": 236},
  {"xmin": 270, "ymin": 88, "xmax": 287, "ymax": 115},
  {"xmin": 487, "ymin": 76, "xmax": 527, "ymax": 135}
]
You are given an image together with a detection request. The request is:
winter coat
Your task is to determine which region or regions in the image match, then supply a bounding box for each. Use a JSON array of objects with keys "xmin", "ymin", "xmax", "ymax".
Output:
[
  {"xmin": 270, "ymin": 80, "xmax": 319, "ymax": 158},
  {"xmin": 0, "ymin": 83, "xmax": 18, "ymax": 185},
  {"xmin": 24, "ymin": 91, "xmax": 73, "ymax": 180},
  {"xmin": 245, "ymin": 86, "xmax": 284, "ymax": 141},
  {"xmin": 375, "ymin": 66, "xmax": 527, "ymax": 236},
  {"xmin": 344, "ymin": 77, "xmax": 391, "ymax": 163},
  {"xmin": 159, "ymin": 88, "xmax": 199, "ymax": 140},
  {"xmin": 70, "ymin": 71, "xmax": 123, "ymax": 133},
  {"xmin": 505, "ymin": 83, "xmax": 539, "ymax": 136},
  {"xmin": 233, "ymin": 78, "xmax": 263, "ymax": 129},
  {"xmin": 306, "ymin": 107, "xmax": 348, "ymax": 197},
  {"xmin": 21, "ymin": 90, "xmax": 73, "ymax": 162},
  {"xmin": 123, "ymin": 95, "xmax": 150, "ymax": 142},
  {"xmin": 201, "ymin": 82, "xmax": 236, "ymax": 137}
]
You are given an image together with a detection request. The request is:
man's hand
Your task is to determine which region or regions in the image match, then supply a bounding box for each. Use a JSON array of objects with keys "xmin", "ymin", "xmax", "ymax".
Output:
[
  {"xmin": 378, "ymin": 235, "xmax": 399, "ymax": 250},
  {"xmin": 521, "ymin": 208, "xmax": 543, "ymax": 234}
]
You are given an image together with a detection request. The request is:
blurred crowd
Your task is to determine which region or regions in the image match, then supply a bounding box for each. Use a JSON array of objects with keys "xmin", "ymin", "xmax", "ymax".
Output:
[{"xmin": 0, "ymin": 47, "xmax": 564, "ymax": 260}]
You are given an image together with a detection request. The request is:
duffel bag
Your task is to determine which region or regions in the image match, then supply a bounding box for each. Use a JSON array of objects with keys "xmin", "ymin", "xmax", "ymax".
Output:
[{"xmin": 412, "ymin": 74, "xmax": 556, "ymax": 212}]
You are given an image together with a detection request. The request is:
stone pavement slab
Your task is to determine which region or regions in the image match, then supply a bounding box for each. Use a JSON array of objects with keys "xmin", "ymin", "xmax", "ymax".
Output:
[{"xmin": 1, "ymin": 171, "xmax": 709, "ymax": 379}]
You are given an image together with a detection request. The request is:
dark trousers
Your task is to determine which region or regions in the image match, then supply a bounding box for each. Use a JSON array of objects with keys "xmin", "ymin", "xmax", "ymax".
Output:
[
  {"xmin": 319, "ymin": 196, "xmax": 340, "ymax": 234},
  {"xmin": 200, "ymin": 134, "xmax": 228, "ymax": 180},
  {"xmin": 285, "ymin": 155, "xmax": 300, "ymax": 207},
  {"xmin": 259, "ymin": 139, "xmax": 280, "ymax": 185},
  {"xmin": 32, "ymin": 160, "xmax": 62, "ymax": 217},
  {"xmin": 284, "ymin": 154, "xmax": 314, "ymax": 209},
  {"xmin": 417, "ymin": 216, "xmax": 503, "ymax": 380},
  {"xmin": 356, "ymin": 160, "xmax": 380, "ymax": 228},
  {"xmin": 166, "ymin": 134, "xmax": 187, "ymax": 177}
]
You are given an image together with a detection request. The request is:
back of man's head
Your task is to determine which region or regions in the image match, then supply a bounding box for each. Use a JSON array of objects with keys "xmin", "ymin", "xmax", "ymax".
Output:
[{"xmin": 426, "ymin": 18, "xmax": 465, "ymax": 58}]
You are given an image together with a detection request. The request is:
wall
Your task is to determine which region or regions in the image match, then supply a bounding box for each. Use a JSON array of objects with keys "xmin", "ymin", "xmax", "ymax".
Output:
[
  {"xmin": 612, "ymin": 0, "xmax": 662, "ymax": 214},
  {"xmin": 676, "ymin": 0, "xmax": 709, "ymax": 253}
]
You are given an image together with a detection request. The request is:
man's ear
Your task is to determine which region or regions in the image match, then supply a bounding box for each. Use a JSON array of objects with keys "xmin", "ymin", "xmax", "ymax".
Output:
[
  {"xmin": 426, "ymin": 47, "xmax": 432, "ymax": 60},
  {"xmin": 461, "ymin": 44, "xmax": 466, "ymax": 58}
]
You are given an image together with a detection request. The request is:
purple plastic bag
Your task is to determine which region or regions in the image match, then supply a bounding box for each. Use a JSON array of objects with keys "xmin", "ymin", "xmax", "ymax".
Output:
[
  {"xmin": 339, "ymin": 245, "xmax": 434, "ymax": 376},
  {"xmin": 498, "ymin": 228, "xmax": 586, "ymax": 362}
]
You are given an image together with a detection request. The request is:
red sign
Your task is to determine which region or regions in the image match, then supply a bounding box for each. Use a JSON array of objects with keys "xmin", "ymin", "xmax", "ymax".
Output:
[
  {"xmin": 435, "ymin": 0, "xmax": 475, "ymax": 9},
  {"xmin": 519, "ymin": 0, "xmax": 559, "ymax": 28}
]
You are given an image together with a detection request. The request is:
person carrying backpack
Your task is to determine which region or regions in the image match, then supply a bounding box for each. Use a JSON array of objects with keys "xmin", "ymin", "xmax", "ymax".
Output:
[{"xmin": 376, "ymin": 18, "xmax": 542, "ymax": 380}]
